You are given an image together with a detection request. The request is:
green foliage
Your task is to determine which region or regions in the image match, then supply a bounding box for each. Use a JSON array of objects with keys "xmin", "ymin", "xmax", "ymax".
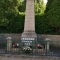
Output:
[
  {"xmin": 35, "ymin": 15, "xmax": 47, "ymax": 34},
  {"xmin": 35, "ymin": 0, "xmax": 46, "ymax": 15},
  {"xmin": 0, "ymin": 0, "xmax": 24, "ymax": 33},
  {"xmin": 18, "ymin": 0, "xmax": 46, "ymax": 15},
  {"xmin": 7, "ymin": 13, "xmax": 25, "ymax": 33},
  {"xmin": 45, "ymin": 0, "xmax": 54, "ymax": 13},
  {"xmin": 46, "ymin": 0, "xmax": 60, "ymax": 34},
  {"xmin": 18, "ymin": 0, "xmax": 26, "ymax": 12},
  {"xmin": 35, "ymin": 15, "xmax": 51, "ymax": 34},
  {"xmin": 0, "ymin": 0, "xmax": 60, "ymax": 35},
  {"xmin": 0, "ymin": 13, "xmax": 25, "ymax": 33},
  {"xmin": 0, "ymin": 0, "xmax": 18, "ymax": 26}
]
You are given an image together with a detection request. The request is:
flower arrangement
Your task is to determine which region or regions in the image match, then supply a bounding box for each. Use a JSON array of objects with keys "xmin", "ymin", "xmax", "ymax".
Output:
[{"xmin": 23, "ymin": 46, "xmax": 32, "ymax": 53}]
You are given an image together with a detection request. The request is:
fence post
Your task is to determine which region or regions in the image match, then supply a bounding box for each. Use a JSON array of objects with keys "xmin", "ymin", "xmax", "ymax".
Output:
[
  {"xmin": 45, "ymin": 38, "xmax": 51, "ymax": 56},
  {"xmin": 6, "ymin": 37, "xmax": 12, "ymax": 52}
]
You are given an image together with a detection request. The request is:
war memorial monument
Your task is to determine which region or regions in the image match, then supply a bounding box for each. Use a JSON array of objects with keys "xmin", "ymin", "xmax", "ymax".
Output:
[
  {"xmin": 21, "ymin": 0, "xmax": 37, "ymax": 46},
  {"xmin": 0, "ymin": 0, "xmax": 60, "ymax": 57}
]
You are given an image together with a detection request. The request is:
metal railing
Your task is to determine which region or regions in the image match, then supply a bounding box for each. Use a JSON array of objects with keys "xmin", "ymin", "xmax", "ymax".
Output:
[{"xmin": 0, "ymin": 40, "xmax": 60, "ymax": 57}]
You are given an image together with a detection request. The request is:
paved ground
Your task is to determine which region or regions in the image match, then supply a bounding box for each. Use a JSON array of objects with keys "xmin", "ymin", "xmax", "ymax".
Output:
[{"xmin": 0, "ymin": 55, "xmax": 60, "ymax": 60}]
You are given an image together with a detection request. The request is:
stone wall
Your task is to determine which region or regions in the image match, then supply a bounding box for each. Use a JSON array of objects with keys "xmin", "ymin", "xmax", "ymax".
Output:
[
  {"xmin": 37, "ymin": 34, "xmax": 60, "ymax": 46},
  {"xmin": 37, "ymin": 34, "xmax": 60, "ymax": 41},
  {"xmin": 0, "ymin": 34, "xmax": 60, "ymax": 46},
  {"xmin": 0, "ymin": 34, "xmax": 60, "ymax": 41},
  {"xmin": 0, "ymin": 34, "xmax": 21, "ymax": 42}
]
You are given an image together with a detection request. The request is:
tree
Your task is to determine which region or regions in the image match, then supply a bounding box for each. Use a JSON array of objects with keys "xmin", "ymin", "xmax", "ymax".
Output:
[
  {"xmin": 0, "ymin": 0, "xmax": 19, "ymax": 33},
  {"xmin": 18, "ymin": 0, "xmax": 26, "ymax": 12},
  {"xmin": 0, "ymin": 0, "xmax": 18, "ymax": 26},
  {"xmin": 46, "ymin": 0, "xmax": 60, "ymax": 34},
  {"xmin": 35, "ymin": 0, "xmax": 46, "ymax": 15},
  {"xmin": 45, "ymin": 0, "xmax": 54, "ymax": 13},
  {"xmin": 18, "ymin": 0, "xmax": 46, "ymax": 15}
]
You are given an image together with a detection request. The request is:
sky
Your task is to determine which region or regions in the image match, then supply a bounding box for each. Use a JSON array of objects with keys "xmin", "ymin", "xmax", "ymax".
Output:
[{"xmin": 44, "ymin": 0, "xmax": 47, "ymax": 4}]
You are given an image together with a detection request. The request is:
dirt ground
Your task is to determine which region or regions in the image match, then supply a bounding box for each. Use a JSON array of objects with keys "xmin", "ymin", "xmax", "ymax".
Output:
[{"xmin": 0, "ymin": 55, "xmax": 60, "ymax": 60}]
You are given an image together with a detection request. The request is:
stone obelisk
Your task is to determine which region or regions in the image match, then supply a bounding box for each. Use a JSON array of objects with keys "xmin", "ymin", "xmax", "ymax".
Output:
[{"xmin": 21, "ymin": 0, "xmax": 37, "ymax": 41}]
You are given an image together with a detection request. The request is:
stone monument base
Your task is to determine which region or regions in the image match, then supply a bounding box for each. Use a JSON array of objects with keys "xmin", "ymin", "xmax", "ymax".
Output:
[
  {"xmin": 21, "ymin": 32, "xmax": 37, "ymax": 46},
  {"xmin": 21, "ymin": 32, "xmax": 37, "ymax": 40}
]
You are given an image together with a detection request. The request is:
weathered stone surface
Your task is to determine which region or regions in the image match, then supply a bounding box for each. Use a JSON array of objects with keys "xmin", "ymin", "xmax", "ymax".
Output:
[
  {"xmin": 21, "ymin": 0, "xmax": 37, "ymax": 40},
  {"xmin": 24, "ymin": 0, "xmax": 35, "ymax": 32},
  {"xmin": 21, "ymin": 32, "xmax": 37, "ymax": 40}
]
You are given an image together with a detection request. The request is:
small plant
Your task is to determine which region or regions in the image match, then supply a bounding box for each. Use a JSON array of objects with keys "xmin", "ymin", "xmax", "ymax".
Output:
[
  {"xmin": 23, "ymin": 46, "xmax": 32, "ymax": 54},
  {"xmin": 12, "ymin": 43, "xmax": 19, "ymax": 48}
]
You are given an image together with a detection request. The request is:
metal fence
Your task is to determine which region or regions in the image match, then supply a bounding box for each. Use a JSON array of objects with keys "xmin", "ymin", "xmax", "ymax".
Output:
[{"xmin": 0, "ymin": 39, "xmax": 60, "ymax": 57}]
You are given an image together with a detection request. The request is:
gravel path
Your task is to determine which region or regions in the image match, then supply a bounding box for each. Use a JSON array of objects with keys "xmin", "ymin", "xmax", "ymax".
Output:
[{"xmin": 0, "ymin": 55, "xmax": 60, "ymax": 60}]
